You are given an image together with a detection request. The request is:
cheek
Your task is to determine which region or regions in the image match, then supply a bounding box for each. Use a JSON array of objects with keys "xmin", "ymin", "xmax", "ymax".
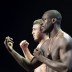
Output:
[
  {"xmin": 46, "ymin": 21, "xmax": 51, "ymax": 28},
  {"xmin": 44, "ymin": 24, "xmax": 48, "ymax": 30},
  {"xmin": 46, "ymin": 24, "xmax": 49, "ymax": 28},
  {"xmin": 44, "ymin": 21, "xmax": 48, "ymax": 27},
  {"xmin": 36, "ymin": 32, "xmax": 41, "ymax": 38},
  {"xmin": 34, "ymin": 31, "xmax": 39, "ymax": 37}
]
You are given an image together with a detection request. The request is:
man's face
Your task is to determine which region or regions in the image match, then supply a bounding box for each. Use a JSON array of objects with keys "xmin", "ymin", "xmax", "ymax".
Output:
[
  {"xmin": 32, "ymin": 24, "xmax": 42, "ymax": 41},
  {"xmin": 42, "ymin": 14, "xmax": 52, "ymax": 33}
]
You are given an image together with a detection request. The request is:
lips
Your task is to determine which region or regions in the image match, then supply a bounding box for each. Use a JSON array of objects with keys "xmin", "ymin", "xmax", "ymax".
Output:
[
  {"xmin": 41, "ymin": 26, "xmax": 44, "ymax": 29},
  {"xmin": 42, "ymin": 26, "xmax": 44, "ymax": 28},
  {"xmin": 33, "ymin": 35, "xmax": 35, "ymax": 38}
]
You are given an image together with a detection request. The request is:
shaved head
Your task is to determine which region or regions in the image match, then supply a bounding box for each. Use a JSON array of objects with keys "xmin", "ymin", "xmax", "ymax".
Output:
[{"xmin": 44, "ymin": 10, "xmax": 62, "ymax": 20}]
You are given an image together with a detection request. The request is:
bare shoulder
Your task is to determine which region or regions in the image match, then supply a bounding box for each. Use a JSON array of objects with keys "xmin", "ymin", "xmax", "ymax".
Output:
[
  {"xmin": 63, "ymin": 31, "xmax": 72, "ymax": 43},
  {"xmin": 60, "ymin": 31, "xmax": 72, "ymax": 47}
]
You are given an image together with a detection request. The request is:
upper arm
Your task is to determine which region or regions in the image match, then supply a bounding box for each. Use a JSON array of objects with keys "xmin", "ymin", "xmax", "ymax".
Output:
[
  {"xmin": 59, "ymin": 38, "xmax": 72, "ymax": 67},
  {"xmin": 30, "ymin": 57, "xmax": 42, "ymax": 69}
]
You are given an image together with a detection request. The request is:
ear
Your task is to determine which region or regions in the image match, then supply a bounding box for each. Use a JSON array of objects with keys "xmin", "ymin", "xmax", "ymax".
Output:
[{"xmin": 51, "ymin": 18, "xmax": 57, "ymax": 24}]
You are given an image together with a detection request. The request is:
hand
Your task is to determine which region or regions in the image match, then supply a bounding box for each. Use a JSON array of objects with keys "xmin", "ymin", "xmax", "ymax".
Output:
[
  {"xmin": 19, "ymin": 40, "xmax": 29, "ymax": 51},
  {"xmin": 4, "ymin": 36, "xmax": 14, "ymax": 51},
  {"xmin": 33, "ymin": 48, "xmax": 46, "ymax": 63},
  {"xmin": 33, "ymin": 48, "xmax": 43, "ymax": 59}
]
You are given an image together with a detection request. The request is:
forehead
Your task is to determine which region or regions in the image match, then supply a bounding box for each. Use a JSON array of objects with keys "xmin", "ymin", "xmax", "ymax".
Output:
[
  {"xmin": 32, "ymin": 24, "xmax": 40, "ymax": 29},
  {"xmin": 42, "ymin": 13, "xmax": 50, "ymax": 19},
  {"xmin": 42, "ymin": 14, "xmax": 48, "ymax": 18}
]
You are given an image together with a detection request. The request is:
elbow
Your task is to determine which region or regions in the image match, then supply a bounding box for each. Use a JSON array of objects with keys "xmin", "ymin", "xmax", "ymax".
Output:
[
  {"xmin": 21, "ymin": 58, "xmax": 34, "ymax": 72},
  {"xmin": 56, "ymin": 64, "xmax": 68, "ymax": 71},
  {"xmin": 48, "ymin": 63, "xmax": 68, "ymax": 71}
]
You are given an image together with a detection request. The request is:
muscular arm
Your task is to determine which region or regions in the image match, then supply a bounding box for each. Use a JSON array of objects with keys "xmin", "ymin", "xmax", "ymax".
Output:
[
  {"xmin": 8, "ymin": 48, "xmax": 32, "ymax": 72},
  {"xmin": 33, "ymin": 39, "xmax": 72, "ymax": 71},
  {"xmin": 20, "ymin": 40, "xmax": 34, "ymax": 61},
  {"xmin": 9, "ymin": 48, "xmax": 42, "ymax": 72},
  {"xmin": 4, "ymin": 37, "xmax": 42, "ymax": 72},
  {"xmin": 22, "ymin": 48, "xmax": 34, "ymax": 61},
  {"xmin": 36, "ymin": 50, "xmax": 71, "ymax": 71}
]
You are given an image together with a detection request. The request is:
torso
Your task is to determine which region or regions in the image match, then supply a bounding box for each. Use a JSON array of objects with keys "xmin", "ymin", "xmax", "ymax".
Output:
[
  {"xmin": 34, "ymin": 64, "xmax": 46, "ymax": 72},
  {"xmin": 41, "ymin": 31, "xmax": 64, "ymax": 60},
  {"xmin": 40, "ymin": 31, "xmax": 72, "ymax": 72},
  {"xmin": 34, "ymin": 36, "xmax": 49, "ymax": 72}
]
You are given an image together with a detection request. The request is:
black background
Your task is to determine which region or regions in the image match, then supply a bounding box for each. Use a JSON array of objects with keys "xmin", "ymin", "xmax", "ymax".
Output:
[{"xmin": 0, "ymin": 0, "xmax": 72, "ymax": 72}]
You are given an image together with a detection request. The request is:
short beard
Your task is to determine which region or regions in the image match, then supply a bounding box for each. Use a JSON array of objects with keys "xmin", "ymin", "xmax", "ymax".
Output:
[{"xmin": 43, "ymin": 24, "xmax": 54, "ymax": 35}]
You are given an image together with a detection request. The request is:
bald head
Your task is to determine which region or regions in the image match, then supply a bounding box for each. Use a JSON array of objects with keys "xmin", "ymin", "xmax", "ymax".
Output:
[
  {"xmin": 41, "ymin": 10, "xmax": 62, "ymax": 33},
  {"xmin": 44, "ymin": 10, "xmax": 62, "ymax": 20}
]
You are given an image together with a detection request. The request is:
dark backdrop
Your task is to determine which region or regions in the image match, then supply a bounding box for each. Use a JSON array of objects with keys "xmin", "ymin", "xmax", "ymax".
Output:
[{"xmin": 0, "ymin": 0, "xmax": 72, "ymax": 72}]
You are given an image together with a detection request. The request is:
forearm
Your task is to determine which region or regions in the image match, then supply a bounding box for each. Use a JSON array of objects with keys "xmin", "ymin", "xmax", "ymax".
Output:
[
  {"xmin": 8, "ymin": 49, "xmax": 33, "ymax": 72},
  {"xmin": 8, "ymin": 48, "xmax": 42, "ymax": 71},
  {"xmin": 23, "ymin": 48, "xmax": 34, "ymax": 61},
  {"xmin": 38, "ymin": 55, "xmax": 67, "ymax": 71}
]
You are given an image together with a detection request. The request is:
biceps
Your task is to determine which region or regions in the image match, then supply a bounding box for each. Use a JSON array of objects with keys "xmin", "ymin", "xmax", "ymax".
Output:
[{"xmin": 60, "ymin": 48, "xmax": 72, "ymax": 66}]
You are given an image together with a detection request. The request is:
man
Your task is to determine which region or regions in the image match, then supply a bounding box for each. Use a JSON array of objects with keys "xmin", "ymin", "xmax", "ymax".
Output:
[
  {"xmin": 4, "ymin": 10, "xmax": 72, "ymax": 72},
  {"xmin": 33, "ymin": 10, "xmax": 72, "ymax": 72},
  {"xmin": 20, "ymin": 19, "xmax": 49, "ymax": 72},
  {"xmin": 4, "ymin": 19, "xmax": 49, "ymax": 72}
]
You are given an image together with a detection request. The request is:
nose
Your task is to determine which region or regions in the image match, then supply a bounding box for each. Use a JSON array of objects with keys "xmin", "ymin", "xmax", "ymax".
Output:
[
  {"xmin": 41, "ymin": 24, "xmax": 44, "ymax": 29},
  {"xmin": 41, "ymin": 23, "xmax": 43, "ymax": 26},
  {"xmin": 32, "ymin": 30, "xmax": 34, "ymax": 35}
]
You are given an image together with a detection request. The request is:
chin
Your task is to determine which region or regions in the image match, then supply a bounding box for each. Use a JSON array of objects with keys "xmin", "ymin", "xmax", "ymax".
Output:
[
  {"xmin": 43, "ymin": 28, "xmax": 48, "ymax": 33},
  {"xmin": 42, "ymin": 28, "xmax": 46, "ymax": 32},
  {"xmin": 33, "ymin": 38, "xmax": 36, "ymax": 40},
  {"xmin": 34, "ymin": 39, "xmax": 39, "ymax": 42},
  {"xmin": 42, "ymin": 30, "xmax": 46, "ymax": 33}
]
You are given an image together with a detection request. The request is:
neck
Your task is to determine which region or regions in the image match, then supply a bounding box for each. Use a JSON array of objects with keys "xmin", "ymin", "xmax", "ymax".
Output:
[
  {"xmin": 37, "ymin": 33, "xmax": 49, "ymax": 48},
  {"xmin": 49, "ymin": 24, "xmax": 61, "ymax": 38},
  {"xmin": 39, "ymin": 33, "xmax": 49, "ymax": 43}
]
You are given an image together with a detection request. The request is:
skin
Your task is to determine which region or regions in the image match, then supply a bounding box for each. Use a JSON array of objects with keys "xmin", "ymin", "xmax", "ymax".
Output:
[
  {"xmin": 20, "ymin": 23, "xmax": 48, "ymax": 72},
  {"xmin": 33, "ymin": 10, "xmax": 72, "ymax": 72},
  {"xmin": 4, "ymin": 10, "xmax": 72, "ymax": 72},
  {"xmin": 4, "ymin": 19, "xmax": 49, "ymax": 72}
]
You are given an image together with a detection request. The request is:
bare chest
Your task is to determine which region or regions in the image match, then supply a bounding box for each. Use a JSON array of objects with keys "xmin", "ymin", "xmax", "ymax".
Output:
[{"xmin": 41, "ymin": 37, "xmax": 61, "ymax": 61}]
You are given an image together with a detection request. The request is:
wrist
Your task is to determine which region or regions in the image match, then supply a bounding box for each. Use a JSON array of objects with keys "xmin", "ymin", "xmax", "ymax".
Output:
[
  {"xmin": 8, "ymin": 47, "xmax": 14, "ymax": 52},
  {"xmin": 37, "ymin": 55, "xmax": 45, "ymax": 62},
  {"xmin": 22, "ymin": 47, "xmax": 28, "ymax": 51}
]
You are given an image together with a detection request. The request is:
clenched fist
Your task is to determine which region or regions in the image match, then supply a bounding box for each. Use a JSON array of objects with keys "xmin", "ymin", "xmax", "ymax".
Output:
[
  {"xmin": 19, "ymin": 40, "xmax": 29, "ymax": 51},
  {"xmin": 33, "ymin": 48, "xmax": 43, "ymax": 59},
  {"xmin": 4, "ymin": 36, "xmax": 14, "ymax": 51}
]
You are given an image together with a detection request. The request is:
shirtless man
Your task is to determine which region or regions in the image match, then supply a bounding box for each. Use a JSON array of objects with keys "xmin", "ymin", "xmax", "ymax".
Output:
[
  {"xmin": 4, "ymin": 10, "xmax": 72, "ymax": 72},
  {"xmin": 4, "ymin": 19, "xmax": 49, "ymax": 72},
  {"xmin": 20, "ymin": 19, "xmax": 49, "ymax": 72},
  {"xmin": 33, "ymin": 10, "xmax": 72, "ymax": 72}
]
